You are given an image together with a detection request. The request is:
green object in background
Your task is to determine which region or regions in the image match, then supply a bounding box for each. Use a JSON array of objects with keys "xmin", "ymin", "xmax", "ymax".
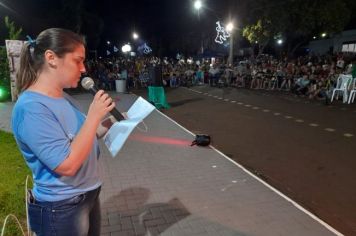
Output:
[
  {"xmin": 148, "ymin": 86, "xmax": 170, "ymax": 109},
  {"xmin": 352, "ymin": 63, "xmax": 356, "ymax": 78},
  {"xmin": 0, "ymin": 87, "xmax": 5, "ymax": 98},
  {"xmin": 0, "ymin": 86, "xmax": 10, "ymax": 102}
]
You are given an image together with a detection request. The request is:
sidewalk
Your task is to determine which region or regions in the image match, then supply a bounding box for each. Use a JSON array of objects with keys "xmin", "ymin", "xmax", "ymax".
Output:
[{"xmin": 0, "ymin": 92, "xmax": 343, "ymax": 236}]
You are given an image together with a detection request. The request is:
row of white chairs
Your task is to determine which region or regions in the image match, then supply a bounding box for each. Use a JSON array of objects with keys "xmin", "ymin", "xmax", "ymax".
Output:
[{"xmin": 330, "ymin": 74, "xmax": 356, "ymax": 104}]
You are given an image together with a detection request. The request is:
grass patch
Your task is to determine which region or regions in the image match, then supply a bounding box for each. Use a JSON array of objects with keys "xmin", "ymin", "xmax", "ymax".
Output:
[{"xmin": 0, "ymin": 130, "xmax": 31, "ymax": 235}]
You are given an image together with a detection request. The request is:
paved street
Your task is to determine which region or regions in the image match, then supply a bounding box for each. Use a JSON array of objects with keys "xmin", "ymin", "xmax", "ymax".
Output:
[
  {"xmin": 134, "ymin": 85, "xmax": 356, "ymax": 235},
  {"xmin": 0, "ymin": 90, "xmax": 344, "ymax": 235}
]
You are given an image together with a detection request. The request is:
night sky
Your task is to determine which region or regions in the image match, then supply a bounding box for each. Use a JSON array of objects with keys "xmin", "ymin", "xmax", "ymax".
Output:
[
  {"xmin": 1, "ymin": 0, "xmax": 355, "ymax": 57},
  {"xmin": 0, "ymin": 0, "xmax": 241, "ymax": 55}
]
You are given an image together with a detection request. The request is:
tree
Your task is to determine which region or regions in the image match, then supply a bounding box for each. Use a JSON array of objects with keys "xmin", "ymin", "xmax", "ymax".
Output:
[
  {"xmin": 0, "ymin": 16, "xmax": 22, "ymax": 101},
  {"xmin": 0, "ymin": 46, "xmax": 10, "ymax": 100},
  {"xmin": 58, "ymin": 0, "xmax": 83, "ymax": 33},
  {"xmin": 242, "ymin": 19, "xmax": 275, "ymax": 56},
  {"xmin": 4, "ymin": 16, "xmax": 22, "ymax": 40},
  {"xmin": 282, "ymin": 0, "xmax": 351, "ymax": 56},
  {"xmin": 81, "ymin": 11, "xmax": 104, "ymax": 50},
  {"xmin": 242, "ymin": 0, "xmax": 353, "ymax": 57}
]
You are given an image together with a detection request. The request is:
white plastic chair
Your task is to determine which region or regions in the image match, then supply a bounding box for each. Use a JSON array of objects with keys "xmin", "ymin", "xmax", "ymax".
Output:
[
  {"xmin": 348, "ymin": 78, "xmax": 356, "ymax": 104},
  {"xmin": 330, "ymin": 74, "xmax": 353, "ymax": 103}
]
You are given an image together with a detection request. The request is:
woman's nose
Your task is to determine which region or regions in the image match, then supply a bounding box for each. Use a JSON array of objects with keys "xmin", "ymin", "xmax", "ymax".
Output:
[{"xmin": 80, "ymin": 63, "xmax": 86, "ymax": 73}]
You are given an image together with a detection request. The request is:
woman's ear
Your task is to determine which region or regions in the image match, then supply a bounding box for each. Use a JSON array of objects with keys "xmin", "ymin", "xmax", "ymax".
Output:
[{"xmin": 44, "ymin": 50, "xmax": 57, "ymax": 68}]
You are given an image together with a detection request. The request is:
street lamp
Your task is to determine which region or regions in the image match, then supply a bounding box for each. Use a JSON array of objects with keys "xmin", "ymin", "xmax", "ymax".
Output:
[
  {"xmin": 194, "ymin": 0, "xmax": 204, "ymax": 54},
  {"xmin": 133, "ymin": 32, "xmax": 139, "ymax": 40},
  {"xmin": 226, "ymin": 22, "xmax": 234, "ymax": 33},
  {"xmin": 121, "ymin": 44, "xmax": 132, "ymax": 53},
  {"xmin": 321, "ymin": 33, "xmax": 327, "ymax": 38},
  {"xmin": 194, "ymin": 0, "xmax": 202, "ymax": 10},
  {"xmin": 226, "ymin": 21, "xmax": 234, "ymax": 66},
  {"xmin": 277, "ymin": 39, "xmax": 283, "ymax": 45},
  {"xmin": 107, "ymin": 41, "xmax": 111, "ymax": 45}
]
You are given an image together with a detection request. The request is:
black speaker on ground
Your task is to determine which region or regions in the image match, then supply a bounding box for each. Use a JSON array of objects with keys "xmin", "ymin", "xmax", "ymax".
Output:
[{"xmin": 148, "ymin": 64, "xmax": 163, "ymax": 87}]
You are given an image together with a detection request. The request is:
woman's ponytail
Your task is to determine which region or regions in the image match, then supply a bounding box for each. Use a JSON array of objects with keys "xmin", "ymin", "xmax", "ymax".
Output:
[{"xmin": 16, "ymin": 43, "xmax": 37, "ymax": 93}]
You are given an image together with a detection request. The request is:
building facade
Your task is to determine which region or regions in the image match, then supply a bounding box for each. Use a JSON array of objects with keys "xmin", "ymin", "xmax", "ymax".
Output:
[{"xmin": 308, "ymin": 29, "xmax": 356, "ymax": 54}]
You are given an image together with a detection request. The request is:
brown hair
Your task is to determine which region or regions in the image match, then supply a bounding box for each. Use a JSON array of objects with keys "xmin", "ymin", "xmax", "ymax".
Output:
[{"xmin": 16, "ymin": 28, "xmax": 85, "ymax": 93}]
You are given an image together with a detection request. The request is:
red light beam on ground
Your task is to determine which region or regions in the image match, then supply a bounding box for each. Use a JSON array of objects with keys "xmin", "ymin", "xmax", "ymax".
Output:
[{"xmin": 129, "ymin": 134, "xmax": 192, "ymax": 146}]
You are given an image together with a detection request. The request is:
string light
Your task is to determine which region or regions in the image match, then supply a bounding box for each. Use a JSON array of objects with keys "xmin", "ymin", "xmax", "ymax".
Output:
[
  {"xmin": 215, "ymin": 21, "xmax": 230, "ymax": 44},
  {"xmin": 138, "ymin": 43, "xmax": 152, "ymax": 54}
]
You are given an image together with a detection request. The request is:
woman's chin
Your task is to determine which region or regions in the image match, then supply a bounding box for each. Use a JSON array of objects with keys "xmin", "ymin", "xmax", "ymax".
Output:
[
  {"xmin": 65, "ymin": 83, "xmax": 79, "ymax": 89},
  {"xmin": 72, "ymin": 80, "xmax": 80, "ymax": 88}
]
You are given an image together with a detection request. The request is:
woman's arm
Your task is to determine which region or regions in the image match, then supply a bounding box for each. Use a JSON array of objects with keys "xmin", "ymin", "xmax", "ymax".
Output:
[{"xmin": 54, "ymin": 90, "xmax": 115, "ymax": 176}]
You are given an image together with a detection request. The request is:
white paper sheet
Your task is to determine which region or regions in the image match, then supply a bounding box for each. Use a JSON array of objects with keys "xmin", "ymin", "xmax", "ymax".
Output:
[{"xmin": 103, "ymin": 97, "xmax": 155, "ymax": 157}]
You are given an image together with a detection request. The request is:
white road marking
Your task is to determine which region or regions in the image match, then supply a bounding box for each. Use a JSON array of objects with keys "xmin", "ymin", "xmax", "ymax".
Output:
[
  {"xmin": 324, "ymin": 128, "xmax": 336, "ymax": 132},
  {"xmin": 190, "ymin": 88, "xmax": 350, "ymax": 146},
  {"xmin": 158, "ymin": 107, "xmax": 343, "ymax": 236}
]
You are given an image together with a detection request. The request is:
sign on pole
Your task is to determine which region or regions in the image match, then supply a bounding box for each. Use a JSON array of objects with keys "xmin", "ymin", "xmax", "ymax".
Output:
[{"xmin": 5, "ymin": 40, "xmax": 24, "ymax": 101}]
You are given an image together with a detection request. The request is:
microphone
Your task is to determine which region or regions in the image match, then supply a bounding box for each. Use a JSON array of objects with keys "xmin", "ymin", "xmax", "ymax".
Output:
[{"xmin": 81, "ymin": 77, "xmax": 125, "ymax": 121}]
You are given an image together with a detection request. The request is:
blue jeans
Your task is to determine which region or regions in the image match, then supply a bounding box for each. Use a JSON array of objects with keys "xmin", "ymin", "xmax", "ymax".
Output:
[{"xmin": 28, "ymin": 187, "xmax": 101, "ymax": 236}]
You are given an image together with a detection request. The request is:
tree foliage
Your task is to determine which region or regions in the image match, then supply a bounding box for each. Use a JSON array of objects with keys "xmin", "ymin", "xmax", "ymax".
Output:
[
  {"xmin": 243, "ymin": 19, "xmax": 275, "ymax": 55},
  {"xmin": 0, "ymin": 46, "xmax": 10, "ymax": 84},
  {"xmin": 45, "ymin": 0, "xmax": 103, "ymax": 50},
  {"xmin": 81, "ymin": 11, "xmax": 104, "ymax": 50},
  {"xmin": 242, "ymin": 0, "xmax": 353, "ymax": 57},
  {"xmin": 60, "ymin": 0, "xmax": 83, "ymax": 33},
  {"xmin": 4, "ymin": 16, "xmax": 22, "ymax": 40},
  {"xmin": 1, "ymin": 16, "xmax": 22, "ymax": 100}
]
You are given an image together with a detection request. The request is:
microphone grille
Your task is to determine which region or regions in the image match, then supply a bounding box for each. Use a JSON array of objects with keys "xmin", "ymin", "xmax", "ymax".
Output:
[{"xmin": 81, "ymin": 77, "xmax": 94, "ymax": 90}]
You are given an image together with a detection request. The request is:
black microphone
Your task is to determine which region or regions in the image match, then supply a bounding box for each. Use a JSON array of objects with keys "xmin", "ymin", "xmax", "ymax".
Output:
[{"xmin": 81, "ymin": 77, "xmax": 125, "ymax": 121}]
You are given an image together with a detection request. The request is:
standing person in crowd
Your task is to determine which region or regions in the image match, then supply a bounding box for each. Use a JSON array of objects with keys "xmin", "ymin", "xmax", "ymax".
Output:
[{"xmin": 11, "ymin": 28, "xmax": 115, "ymax": 236}]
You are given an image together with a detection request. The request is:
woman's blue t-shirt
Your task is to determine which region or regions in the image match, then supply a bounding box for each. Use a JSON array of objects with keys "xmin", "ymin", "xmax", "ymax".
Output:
[{"xmin": 11, "ymin": 91, "xmax": 101, "ymax": 202}]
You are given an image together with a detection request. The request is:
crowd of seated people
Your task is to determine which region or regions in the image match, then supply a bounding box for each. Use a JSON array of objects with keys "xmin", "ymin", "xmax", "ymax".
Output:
[
  {"xmin": 84, "ymin": 57, "xmax": 211, "ymax": 90},
  {"xmin": 83, "ymin": 53, "xmax": 356, "ymax": 102},
  {"xmin": 205, "ymin": 53, "xmax": 355, "ymax": 101}
]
